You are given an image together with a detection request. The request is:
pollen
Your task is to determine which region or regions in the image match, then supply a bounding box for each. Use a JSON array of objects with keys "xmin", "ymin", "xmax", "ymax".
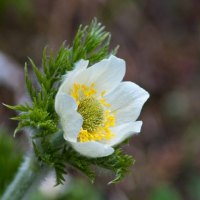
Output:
[
  {"xmin": 70, "ymin": 83, "xmax": 116, "ymax": 142},
  {"xmin": 70, "ymin": 83, "xmax": 97, "ymax": 104},
  {"xmin": 78, "ymin": 97, "xmax": 104, "ymax": 132}
]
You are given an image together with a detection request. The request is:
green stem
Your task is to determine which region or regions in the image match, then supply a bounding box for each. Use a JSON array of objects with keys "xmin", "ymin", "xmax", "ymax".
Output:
[{"xmin": 1, "ymin": 154, "xmax": 49, "ymax": 200}]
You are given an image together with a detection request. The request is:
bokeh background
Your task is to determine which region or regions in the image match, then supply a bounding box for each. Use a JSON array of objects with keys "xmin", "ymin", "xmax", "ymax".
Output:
[{"xmin": 1, "ymin": 0, "xmax": 200, "ymax": 200}]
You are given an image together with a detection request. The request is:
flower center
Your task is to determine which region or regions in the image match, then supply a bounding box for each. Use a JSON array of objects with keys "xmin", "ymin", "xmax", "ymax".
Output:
[
  {"xmin": 77, "ymin": 97, "xmax": 104, "ymax": 132},
  {"xmin": 70, "ymin": 83, "xmax": 116, "ymax": 142}
]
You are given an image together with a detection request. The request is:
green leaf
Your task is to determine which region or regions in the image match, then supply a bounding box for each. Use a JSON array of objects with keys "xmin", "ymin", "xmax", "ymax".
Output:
[
  {"xmin": 93, "ymin": 148, "xmax": 134, "ymax": 184},
  {"xmin": 3, "ymin": 103, "xmax": 31, "ymax": 112},
  {"xmin": 65, "ymin": 147, "xmax": 134, "ymax": 184},
  {"xmin": 24, "ymin": 63, "xmax": 36, "ymax": 100},
  {"xmin": 28, "ymin": 58, "xmax": 44, "ymax": 86},
  {"xmin": 65, "ymin": 147, "xmax": 96, "ymax": 183}
]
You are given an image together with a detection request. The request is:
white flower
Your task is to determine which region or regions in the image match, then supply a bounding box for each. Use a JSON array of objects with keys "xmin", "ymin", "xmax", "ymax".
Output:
[{"xmin": 55, "ymin": 55, "xmax": 149, "ymax": 158}]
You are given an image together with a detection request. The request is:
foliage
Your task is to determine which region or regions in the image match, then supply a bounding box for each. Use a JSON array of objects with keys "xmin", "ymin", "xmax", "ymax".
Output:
[
  {"xmin": 6, "ymin": 19, "xmax": 134, "ymax": 185},
  {"xmin": 66, "ymin": 147, "xmax": 134, "ymax": 184},
  {"xmin": 57, "ymin": 179, "xmax": 103, "ymax": 200},
  {"xmin": 30, "ymin": 178, "xmax": 103, "ymax": 200},
  {"xmin": 150, "ymin": 184, "xmax": 181, "ymax": 200},
  {"xmin": 0, "ymin": 0, "xmax": 32, "ymax": 18},
  {"xmin": 0, "ymin": 129, "xmax": 22, "ymax": 195}
]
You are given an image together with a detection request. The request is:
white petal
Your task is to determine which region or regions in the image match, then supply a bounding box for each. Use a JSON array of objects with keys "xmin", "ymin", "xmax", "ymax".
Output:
[
  {"xmin": 55, "ymin": 93, "xmax": 83, "ymax": 142},
  {"xmin": 105, "ymin": 81, "xmax": 149, "ymax": 124},
  {"xmin": 67, "ymin": 55, "xmax": 126, "ymax": 95},
  {"xmin": 61, "ymin": 112, "xmax": 83, "ymax": 143},
  {"xmin": 74, "ymin": 59, "xmax": 89, "ymax": 71},
  {"xmin": 59, "ymin": 59, "xmax": 89, "ymax": 94},
  {"xmin": 66, "ymin": 59, "xmax": 89, "ymax": 79},
  {"xmin": 69, "ymin": 141, "xmax": 114, "ymax": 158},
  {"xmin": 107, "ymin": 121, "xmax": 143, "ymax": 146},
  {"xmin": 55, "ymin": 93, "xmax": 77, "ymax": 116}
]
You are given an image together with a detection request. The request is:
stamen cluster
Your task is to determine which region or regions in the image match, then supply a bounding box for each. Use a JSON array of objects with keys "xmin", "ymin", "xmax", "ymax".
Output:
[{"xmin": 70, "ymin": 83, "xmax": 115, "ymax": 142}]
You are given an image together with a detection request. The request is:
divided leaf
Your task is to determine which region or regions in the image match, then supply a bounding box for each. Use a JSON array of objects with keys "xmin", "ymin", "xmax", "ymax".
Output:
[{"xmin": 65, "ymin": 147, "xmax": 134, "ymax": 184}]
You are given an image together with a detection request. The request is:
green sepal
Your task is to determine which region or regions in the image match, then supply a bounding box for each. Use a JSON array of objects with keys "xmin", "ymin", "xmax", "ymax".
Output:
[{"xmin": 65, "ymin": 147, "xmax": 134, "ymax": 184}]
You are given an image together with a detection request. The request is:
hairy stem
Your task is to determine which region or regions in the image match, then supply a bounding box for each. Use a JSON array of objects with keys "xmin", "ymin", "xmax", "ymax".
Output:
[{"xmin": 1, "ymin": 154, "xmax": 49, "ymax": 200}]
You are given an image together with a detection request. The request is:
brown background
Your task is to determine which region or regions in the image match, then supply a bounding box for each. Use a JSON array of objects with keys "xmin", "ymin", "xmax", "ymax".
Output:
[{"xmin": 0, "ymin": 0, "xmax": 200, "ymax": 199}]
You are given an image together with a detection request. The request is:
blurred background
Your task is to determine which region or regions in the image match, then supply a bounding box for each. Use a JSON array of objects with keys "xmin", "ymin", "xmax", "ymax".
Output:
[{"xmin": 0, "ymin": 0, "xmax": 200, "ymax": 199}]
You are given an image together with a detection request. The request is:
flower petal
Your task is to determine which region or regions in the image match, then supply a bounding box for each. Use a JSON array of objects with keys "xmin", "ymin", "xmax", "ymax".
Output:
[
  {"xmin": 61, "ymin": 112, "xmax": 83, "ymax": 143},
  {"xmin": 55, "ymin": 93, "xmax": 83, "ymax": 142},
  {"xmin": 55, "ymin": 93, "xmax": 77, "ymax": 116},
  {"xmin": 107, "ymin": 121, "xmax": 143, "ymax": 146},
  {"xmin": 69, "ymin": 141, "xmax": 114, "ymax": 158},
  {"xmin": 105, "ymin": 81, "xmax": 149, "ymax": 124},
  {"xmin": 66, "ymin": 55, "xmax": 126, "ymax": 95},
  {"xmin": 90, "ymin": 55, "xmax": 126, "ymax": 94},
  {"xmin": 59, "ymin": 59, "xmax": 89, "ymax": 94},
  {"xmin": 74, "ymin": 59, "xmax": 89, "ymax": 71}
]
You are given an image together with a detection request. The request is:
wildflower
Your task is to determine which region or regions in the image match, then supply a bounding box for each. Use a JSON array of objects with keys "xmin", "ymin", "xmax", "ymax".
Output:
[{"xmin": 55, "ymin": 55, "xmax": 149, "ymax": 158}]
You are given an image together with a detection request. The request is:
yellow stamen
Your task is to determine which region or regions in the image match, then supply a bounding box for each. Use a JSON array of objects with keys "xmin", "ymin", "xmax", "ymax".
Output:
[{"xmin": 70, "ymin": 83, "xmax": 116, "ymax": 142}]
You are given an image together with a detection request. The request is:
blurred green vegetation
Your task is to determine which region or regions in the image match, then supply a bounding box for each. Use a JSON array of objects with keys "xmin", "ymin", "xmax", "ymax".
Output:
[
  {"xmin": 31, "ymin": 179, "xmax": 103, "ymax": 200},
  {"xmin": 57, "ymin": 180, "xmax": 103, "ymax": 200},
  {"xmin": 187, "ymin": 176, "xmax": 200, "ymax": 200},
  {"xmin": 150, "ymin": 184, "xmax": 181, "ymax": 200},
  {"xmin": 0, "ymin": 129, "xmax": 22, "ymax": 195},
  {"xmin": 0, "ymin": 0, "xmax": 32, "ymax": 18}
]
